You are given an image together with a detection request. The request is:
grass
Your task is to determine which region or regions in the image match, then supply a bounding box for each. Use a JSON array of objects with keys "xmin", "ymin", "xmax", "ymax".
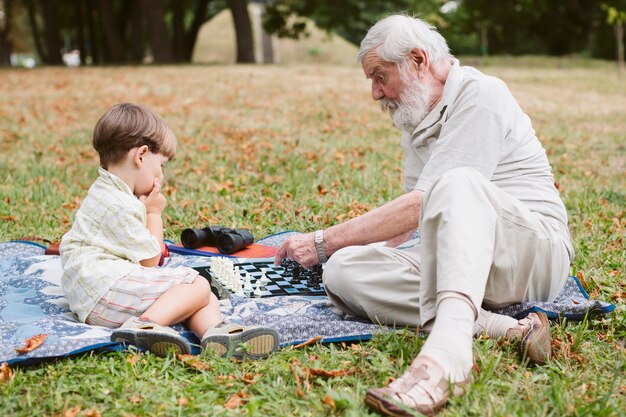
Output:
[{"xmin": 0, "ymin": 56, "xmax": 625, "ymax": 416}]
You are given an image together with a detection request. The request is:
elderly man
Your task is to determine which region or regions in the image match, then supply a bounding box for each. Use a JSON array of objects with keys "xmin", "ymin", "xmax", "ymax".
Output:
[{"xmin": 275, "ymin": 14, "xmax": 573, "ymax": 416}]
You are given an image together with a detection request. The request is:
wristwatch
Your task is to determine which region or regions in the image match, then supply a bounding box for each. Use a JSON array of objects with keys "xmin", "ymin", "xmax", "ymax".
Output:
[{"xmin": 314, "ymin": 230, "xmax": 328, "ymax": 263}]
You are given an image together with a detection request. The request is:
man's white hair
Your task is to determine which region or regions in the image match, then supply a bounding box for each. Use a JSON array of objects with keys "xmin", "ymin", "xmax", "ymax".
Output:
[{"xmin": 358, "ymin": 14, "xmax": 452, "ymax": 67}]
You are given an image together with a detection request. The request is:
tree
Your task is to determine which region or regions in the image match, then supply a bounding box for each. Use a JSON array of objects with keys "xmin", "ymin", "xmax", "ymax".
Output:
[
  {"xmin": 604, "ymin": 4, "xmax": 626, "ymax": 75},
  {"xmin": 0, "ymin": 0, "xmax": 13, "ymax": 66},
  {"xmin": 262, "ymin": 0, "xmax": 442, "ymax": 46},
  {"xmin": 228, "ymin": 0, "xmax": 254, "ymax": 63}
]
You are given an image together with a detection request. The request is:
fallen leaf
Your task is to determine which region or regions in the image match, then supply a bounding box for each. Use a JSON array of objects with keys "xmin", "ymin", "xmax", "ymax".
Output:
[
  {"xmin": 63, "ymin": 405, "xmax": 82, "ymax": 417},
  {"xmin": 292, "ymin": 335, "xmax": 322, "ymax": 349},
  {"xmin": 223, "ymin": 393, "xmax": 242, "ymax": 409},
  {"xmin": 177, "ymin": 354, "xmax": 211, "ymax": 371},
  {"xmin": 129, "ymin": 394, "xmax": 143, "ymax": 403},
  {"xmin": 15, "ymin": 334, "xmax": 47, "ymax": 354},
  {"xmin": 0, "ymin": 362, "xmax": 14, "ymax": 383},
  {"xmin": 177, "ymin": 397, "xmax": 189, "ymax": 407},
  {"xmin": 322, "ymin": 395, "xmax": 336, "ymax": 410},
  {"xmin": 81, "ymin": 408, "xmax": 101, "ymax": 417},
  {"xmin": 309, "ymin": 367, "xmax": 356, "ymax": 378}
]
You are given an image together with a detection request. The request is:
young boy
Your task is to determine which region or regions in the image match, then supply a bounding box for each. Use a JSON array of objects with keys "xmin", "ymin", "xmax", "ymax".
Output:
[{"xmin": 60, "ymin": 103, "xmax": 279, "ymax": 358}]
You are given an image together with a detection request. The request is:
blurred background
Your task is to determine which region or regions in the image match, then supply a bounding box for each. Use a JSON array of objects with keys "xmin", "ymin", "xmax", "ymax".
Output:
[{"xmin": 0, "ymin": 0, "xmax": 624, "ymax": 69}]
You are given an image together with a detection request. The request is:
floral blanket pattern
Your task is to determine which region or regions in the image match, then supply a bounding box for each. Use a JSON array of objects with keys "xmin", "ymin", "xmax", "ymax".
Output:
[{"xmin": 0, "ymin": 240, "xmax": 614, "ymax": 365}]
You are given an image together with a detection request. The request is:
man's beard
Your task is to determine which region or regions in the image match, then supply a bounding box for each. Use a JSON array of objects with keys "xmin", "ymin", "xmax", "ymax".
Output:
[{"xmin": 379, "ymin": 76, "xmax": 431, "ymax": 134}]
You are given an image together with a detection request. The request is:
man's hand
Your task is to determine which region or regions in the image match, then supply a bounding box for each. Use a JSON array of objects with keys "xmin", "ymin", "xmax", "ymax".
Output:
[
  {"xmin": 274, "ymin": 232, "xmax": 319, "ymax": 268},
  {"xmin": 140, "ymin": 178, "xmax": 166, "ymax": 215}
]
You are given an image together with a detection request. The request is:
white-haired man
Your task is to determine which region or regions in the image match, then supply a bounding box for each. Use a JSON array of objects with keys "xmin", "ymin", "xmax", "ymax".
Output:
[{"xmin": 275, "ymin": 14, "xmax": 573, "ymax": 416}]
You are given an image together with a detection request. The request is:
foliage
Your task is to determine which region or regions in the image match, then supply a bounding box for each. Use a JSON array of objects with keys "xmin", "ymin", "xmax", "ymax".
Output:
[
  {"xmin": 263, "ymin": 0, "xmax": 442, "ymax": 46},
  {"xmin": 0, "ymin": 59, "xmax": 625, "ymax": 416},
  {"xmin": 262, "ymin": 0, "xmax": 626, "ymax": 60}
]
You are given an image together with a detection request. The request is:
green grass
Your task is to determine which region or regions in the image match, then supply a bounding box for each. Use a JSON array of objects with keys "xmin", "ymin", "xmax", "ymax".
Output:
[{"xmin": 0, "ymin": 57, "xmax": 625, "ymax": 416}]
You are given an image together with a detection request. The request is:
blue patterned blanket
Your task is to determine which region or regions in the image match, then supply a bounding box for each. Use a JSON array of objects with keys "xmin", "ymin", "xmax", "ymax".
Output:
[{"xmin": 0, "ymin": 240, "xmax": 614, "ymax": 366}]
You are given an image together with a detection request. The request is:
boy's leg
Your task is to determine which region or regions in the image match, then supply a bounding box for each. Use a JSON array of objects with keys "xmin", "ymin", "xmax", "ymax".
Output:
[
  {"xmin": 94, "ymin": 266, "xmax": 202, "ymax": 356},
  {"xmin": 143, "ymin": 276, "xmax": 222, "ymax": 335}
]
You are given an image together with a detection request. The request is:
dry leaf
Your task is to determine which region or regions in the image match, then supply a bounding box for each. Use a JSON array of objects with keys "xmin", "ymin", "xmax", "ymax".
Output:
[
  {"xmin": 292, "ymin": 335, "xmax": 322, "ymax": 349},
  {"xmin": 177, "ymin": 354, "xmax": 211, "ymax": 371},
  {"xmin": 309, "ymin": 367, "xmax": 356, "ymax": 378},
  {"xmin": 177, "ymin": 397, "xmax": 189, "ymax": 407},
  {"xmin": 15, "ymin": 334, "xmax": 47, "ymax": 354},
  {"xmin": 129, "ymin": 394, "xmax": 143, "ymax": 403},
  {"xmin": 322, "ymin": 395, "xmax": 336, "ymax": 410},
  {"xmin": 81, "ymin": 408, "xmax": 101, "ymax": 417},
  {"xmin": 223, "ymin": 394, "xmax": 242, "ymax": 409},
  {"xmin": 63, "ymin": 405, "xmax": 82, "ymax": 417},
  {"xmin": 0, "ymin": 362, "xmax": 14, "ymax": 383}
]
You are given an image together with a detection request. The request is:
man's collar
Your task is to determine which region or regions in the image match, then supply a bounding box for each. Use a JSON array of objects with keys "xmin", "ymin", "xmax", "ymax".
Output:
[{"xmin": 411, "ymin": 59, "xmax": 462, "ymax": 134}]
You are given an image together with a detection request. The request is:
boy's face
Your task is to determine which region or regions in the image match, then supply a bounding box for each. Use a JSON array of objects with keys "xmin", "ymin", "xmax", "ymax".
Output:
[{"xmin": 135, "ymin": 151, "xmax": 169, "ymax": 196}]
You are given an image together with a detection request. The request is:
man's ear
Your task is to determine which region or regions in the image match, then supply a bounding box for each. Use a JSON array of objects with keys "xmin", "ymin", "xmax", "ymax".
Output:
[
  {"xmin": 132, "ymin": 145, "xmax": 150, "ymax": 167},
  {"xmin": 409, "ymin": 49, "xmax": 429, "ymax": 78}
]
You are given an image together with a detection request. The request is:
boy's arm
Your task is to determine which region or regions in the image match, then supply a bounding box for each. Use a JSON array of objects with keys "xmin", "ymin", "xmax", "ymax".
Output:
[
  {"xmin": 140, "ymin": 179, "xmax": 166, "ymax": 267},
  {"xmin": 141, "ymin": 213, "xmax": 164, "ymax": 267}
]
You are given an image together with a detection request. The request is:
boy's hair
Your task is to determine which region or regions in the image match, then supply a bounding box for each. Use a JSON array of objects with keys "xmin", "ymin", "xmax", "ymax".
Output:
[{"xmin": 92, "ymin": 103, "xmax": 177, "ymax": 168}]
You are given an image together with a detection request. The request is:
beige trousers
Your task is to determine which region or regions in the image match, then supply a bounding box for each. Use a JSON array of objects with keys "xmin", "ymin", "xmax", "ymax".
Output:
[{"xmin": 323, "ymin": 167, "xmax": 570, "ymax": 328}]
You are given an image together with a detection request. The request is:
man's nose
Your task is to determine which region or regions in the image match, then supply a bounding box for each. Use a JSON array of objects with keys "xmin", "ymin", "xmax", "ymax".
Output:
[{"xmin": 372, "ymin": 84, "xmax": 384, "ymax": 101}]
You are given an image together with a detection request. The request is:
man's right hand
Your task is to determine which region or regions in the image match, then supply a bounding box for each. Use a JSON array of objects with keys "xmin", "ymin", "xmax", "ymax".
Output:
[{"xmin": 274, "ymin": 232, "xmax": 319, "ymax": 268}]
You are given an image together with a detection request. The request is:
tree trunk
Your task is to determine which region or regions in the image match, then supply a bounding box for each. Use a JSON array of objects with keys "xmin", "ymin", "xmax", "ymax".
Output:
[
  {"xmin": 129, "ymin": 0, "xmax": 144, "ymax": 63},
  {"xmin": 172, "ymin": 0, "xmax": 186, "ymax": 61},
  {"xmin": 141, "ymin": 0, "xmax": 174, "ymax": 63},
  {"xmin": 74, "ymin": 0, "xmax": 86, "ymax": 65},
  {"xmin": 98, "ymin": 0, "xmax": 125, "ymax": 63},
  {"xmin": 25, "ymin": 0, "xmax": 46, "ymax": 62},
  {"xmin": 228, "ymin": 0, "xmax": 255, "ymax": 63},
  {"xmin": 86, "ymin": 0, "xmax": 100, "ymax": 64},
  {"xmin": 616, "ymin": 22, "xmax": 625, "ymax": 76},
  {"xmin": 39, "ymin": 0, "xmax": 63, "ymax": 65},
  {"xmin": 183, "ymin": 0, "xmax": 212, "ymax": 61},
  {"xmin": 0, "ymin": 0, "xmax": 13, "ymax": 66}
]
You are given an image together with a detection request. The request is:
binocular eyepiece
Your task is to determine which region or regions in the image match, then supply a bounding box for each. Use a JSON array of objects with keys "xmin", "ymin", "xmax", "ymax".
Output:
[{"xmin": 181, "ymin": 226, "xmax": 254, "ymax": 254}]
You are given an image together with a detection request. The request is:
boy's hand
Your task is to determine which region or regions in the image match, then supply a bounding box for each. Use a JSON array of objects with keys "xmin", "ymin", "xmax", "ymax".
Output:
[{"xmin": 140, "ymin": 178, "xmax": 166, "ymax": 214}]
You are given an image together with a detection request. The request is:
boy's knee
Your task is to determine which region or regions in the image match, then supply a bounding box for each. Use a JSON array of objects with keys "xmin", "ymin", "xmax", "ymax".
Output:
[{"xmin": 192, "ymin": 276, "xmax": 213, "ymax": 298}]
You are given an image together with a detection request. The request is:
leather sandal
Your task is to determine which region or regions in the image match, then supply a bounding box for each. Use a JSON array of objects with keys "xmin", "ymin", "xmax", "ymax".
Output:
[
  {"xmin": 365, "ymin": 356, "xmax": 470, "ymax": 417},
  {"xmin": 505, "ymin": 311, "xmax": 551, "ymax": 365}
]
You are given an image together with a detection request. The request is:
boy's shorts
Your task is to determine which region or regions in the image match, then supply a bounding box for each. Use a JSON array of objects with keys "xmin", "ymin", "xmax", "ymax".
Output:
[{"xmin": 86, "ymin": 266, "xmax": 199, "ymax": 328}]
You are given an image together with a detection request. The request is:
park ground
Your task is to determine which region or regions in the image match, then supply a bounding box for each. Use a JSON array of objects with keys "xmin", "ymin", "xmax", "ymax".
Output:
[{"xmin": 0, "ymin": 57, "xmax": 624, "ymax": 416}]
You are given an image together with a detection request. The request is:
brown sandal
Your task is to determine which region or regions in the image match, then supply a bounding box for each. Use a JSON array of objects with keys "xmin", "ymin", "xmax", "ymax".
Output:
[{"xmin": 365, "ymin": 356, "xmax": 470, "ymax": 417}]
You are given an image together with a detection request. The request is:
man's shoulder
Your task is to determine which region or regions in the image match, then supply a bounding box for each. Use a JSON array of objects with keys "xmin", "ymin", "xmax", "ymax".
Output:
[{"xmin": 452, "ymin": 65, "xmax": 514, "ymax": 110}]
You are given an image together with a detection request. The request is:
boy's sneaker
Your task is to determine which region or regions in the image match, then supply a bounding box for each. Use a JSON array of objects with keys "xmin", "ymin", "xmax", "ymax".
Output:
[
  {"xmin": 201, "ymin": 323, "xmax": 279, "ymax": 360},
  {"xmin": 111, "ymin": 316, "xmax": 192, "ymax": 357}
]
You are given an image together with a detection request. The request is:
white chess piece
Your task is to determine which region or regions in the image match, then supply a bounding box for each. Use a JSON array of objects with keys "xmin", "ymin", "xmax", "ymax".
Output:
[
  {"xmin": 259, "ymin": 268, "xmax": 270, "ymax": 285},
  {"xmin": 243, "ymin": 272, "xmax": 253, "ymax": 291},
  {"xmin": 254, "ymin": 280, "xmax": 263, "ymax": 298}
]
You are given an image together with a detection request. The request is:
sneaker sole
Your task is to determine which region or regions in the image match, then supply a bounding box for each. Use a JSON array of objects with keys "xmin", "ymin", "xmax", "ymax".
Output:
[
  {"xmin": 111, "ymin": 329, "xmax": 192, "ymax": 357},
  {"xmin": 202, "ymin": 328, "xmax": 279, "ymax": 360}
]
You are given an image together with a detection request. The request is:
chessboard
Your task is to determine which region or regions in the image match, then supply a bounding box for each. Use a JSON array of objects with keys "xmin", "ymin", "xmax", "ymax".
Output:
[{"xmin": 193, "ymin": 258, "xmax": 326, "ymax": 299}]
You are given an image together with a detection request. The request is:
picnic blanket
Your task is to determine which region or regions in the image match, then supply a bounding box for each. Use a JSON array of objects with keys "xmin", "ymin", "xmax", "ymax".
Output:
[{"xmin": 0, "ymin": 238, "xmax": 615, "ymax": 366}]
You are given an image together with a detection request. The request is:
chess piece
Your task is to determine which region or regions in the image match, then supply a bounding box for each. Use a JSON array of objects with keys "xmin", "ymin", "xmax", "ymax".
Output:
[{"xmin": 254, "ymin": 281, "xmax": 263, "ymax": 298}]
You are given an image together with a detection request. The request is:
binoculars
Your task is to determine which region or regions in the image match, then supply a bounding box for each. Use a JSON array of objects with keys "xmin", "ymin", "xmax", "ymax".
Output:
[{"xmin": 181, "ymin": 226, "xmax": 254, "ymax": 254}]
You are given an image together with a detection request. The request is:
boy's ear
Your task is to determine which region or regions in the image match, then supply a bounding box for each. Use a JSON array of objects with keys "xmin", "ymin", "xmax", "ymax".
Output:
[{"xmin": 132, "ymin": 145, "xmax": 150, "ymax": 167}]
